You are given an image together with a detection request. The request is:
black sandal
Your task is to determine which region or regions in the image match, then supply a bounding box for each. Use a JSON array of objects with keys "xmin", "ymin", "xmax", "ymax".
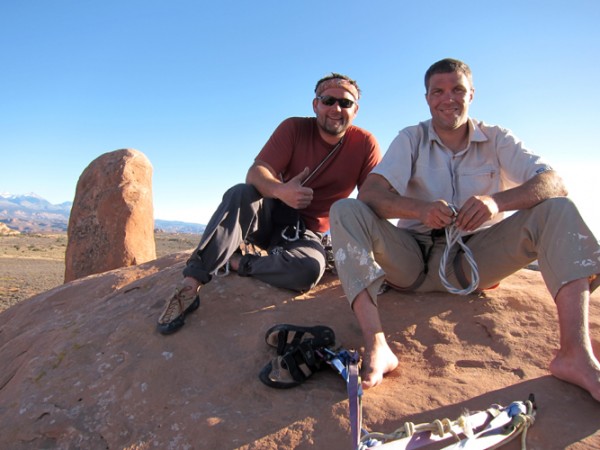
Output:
[
  {"xmin": 259, "ymin": 342, "xmax": 324, "ymax": 388},
  {"xmin": 264, "ymin": 324, "xmax": 336, "ymax": 355}
]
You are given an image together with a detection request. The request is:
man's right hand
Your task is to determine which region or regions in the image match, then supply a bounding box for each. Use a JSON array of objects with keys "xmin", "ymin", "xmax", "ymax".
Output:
[
  {"xmin": 276, "ymin": 167, "xmax": 314, "ymax": 209},
  {"xmin": 420, "ymin": 200, "xmax": 455, "ymax": 230}
]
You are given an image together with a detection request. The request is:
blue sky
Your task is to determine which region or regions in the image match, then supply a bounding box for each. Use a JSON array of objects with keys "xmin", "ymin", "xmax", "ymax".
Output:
[{"xmin": 1, "ymin": 0, "xmax": 599, "ymax": 237}]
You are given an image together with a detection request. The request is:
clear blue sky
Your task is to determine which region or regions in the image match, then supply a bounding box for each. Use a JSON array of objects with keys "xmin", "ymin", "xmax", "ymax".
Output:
[{"xmin": 1, "ymin": 0, "xmax": 599, "ymax": 236}]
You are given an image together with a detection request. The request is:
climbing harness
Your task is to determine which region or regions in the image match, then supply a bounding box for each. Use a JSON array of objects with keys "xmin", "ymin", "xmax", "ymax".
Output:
[
  {"xmin": 358, "ymin": 395, "xmax": 536, "ymax": 450},
  {"xmin": 438, "ymin": 204, "xmax": 480, "ymax": 295}
]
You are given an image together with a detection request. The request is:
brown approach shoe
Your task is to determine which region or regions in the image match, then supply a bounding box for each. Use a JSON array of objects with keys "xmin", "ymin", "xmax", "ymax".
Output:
[{"xmin": 157, "ymin": 283, "xmax": 200, "ymax": 335}]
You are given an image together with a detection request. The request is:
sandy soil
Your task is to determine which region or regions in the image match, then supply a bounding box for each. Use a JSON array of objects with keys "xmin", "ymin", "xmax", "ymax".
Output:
[{"xmin": 0, "ymin": 232, "xmax": 200, "ymax": 312}]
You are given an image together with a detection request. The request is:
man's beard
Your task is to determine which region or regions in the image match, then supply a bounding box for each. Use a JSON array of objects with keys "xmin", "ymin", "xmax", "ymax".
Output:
[{"xmin": 318, "ymin": 116, "xmax": 348, "ymax": 137}]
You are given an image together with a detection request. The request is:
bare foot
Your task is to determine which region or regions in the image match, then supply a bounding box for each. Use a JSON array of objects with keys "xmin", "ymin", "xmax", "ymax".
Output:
[
  {"xmin": 549, "ymin": 351, "xmax": 600, "ymax": 402},
  {"xmin": 229, "ymin": 252, "xmax": 242, "ymax": 271},
  {"xmin": 182, "ymin": 276, "xmax": 200, "ymax": 292},
  {"xmin": 361, "ymin": 334, "xmax": 399, "ymax": 389}
]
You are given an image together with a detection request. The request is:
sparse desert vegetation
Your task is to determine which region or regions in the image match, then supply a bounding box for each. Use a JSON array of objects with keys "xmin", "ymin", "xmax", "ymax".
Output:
[{"xmin": 0, "ymin": 232, "xmax": 200, "ymax": 312}]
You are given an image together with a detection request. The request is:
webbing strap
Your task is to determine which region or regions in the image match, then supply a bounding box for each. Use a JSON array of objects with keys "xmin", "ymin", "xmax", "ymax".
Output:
[
  {"xmin": 347, "ymin": 355, "xmax": 362, "ymax": 449},
  {"xmin": 319, "ymin": 347, "xmax": 363, "ymax": 449}
]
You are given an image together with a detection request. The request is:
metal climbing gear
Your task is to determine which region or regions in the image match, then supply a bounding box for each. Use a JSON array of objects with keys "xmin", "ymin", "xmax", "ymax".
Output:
[{"xmin": 359, "ymin": 394, "xmax": 536, "ymax": 450}]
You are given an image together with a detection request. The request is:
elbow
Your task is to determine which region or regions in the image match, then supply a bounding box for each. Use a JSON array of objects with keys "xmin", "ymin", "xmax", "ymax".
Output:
[
  {"xmin": 560, "ymin": 185, "xmax": 569, "ymax": 197},
  {"xmin": 553, "ymin": 171, "xmax": 569, "ymax": 197},
  {"xmin": 245, "ymin": 163, "xmax": 260, "ymax": 185}
]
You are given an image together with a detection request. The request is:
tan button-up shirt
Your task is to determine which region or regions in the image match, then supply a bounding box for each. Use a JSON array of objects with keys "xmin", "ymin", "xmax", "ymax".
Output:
[{"xmin": 373, "ymin": 118, "xmax": 552, "ymax": 233}]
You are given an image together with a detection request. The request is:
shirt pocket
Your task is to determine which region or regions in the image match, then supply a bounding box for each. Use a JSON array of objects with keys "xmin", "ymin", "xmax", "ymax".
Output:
[{"xmin": 455, "ymin": 165, "xmax": 499, "ymax": 201}]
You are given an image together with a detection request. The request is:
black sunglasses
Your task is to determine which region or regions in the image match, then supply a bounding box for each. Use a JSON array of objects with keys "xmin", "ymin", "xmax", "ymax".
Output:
[{"xmin": 317, "ymin": 95, "xmax": 355, "ymax": 109}]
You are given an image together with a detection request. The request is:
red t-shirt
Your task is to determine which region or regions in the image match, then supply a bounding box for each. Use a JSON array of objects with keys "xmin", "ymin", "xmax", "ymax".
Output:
[{"xmin": 255, "ymin": 117, "xmax": 381, "ymax": 232}]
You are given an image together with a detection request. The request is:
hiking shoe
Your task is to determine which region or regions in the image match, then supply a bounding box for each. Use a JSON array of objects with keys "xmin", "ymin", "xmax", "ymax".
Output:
[{"xmin": 157, "ymin": 283, "xmax": 200, "ymax": 335}]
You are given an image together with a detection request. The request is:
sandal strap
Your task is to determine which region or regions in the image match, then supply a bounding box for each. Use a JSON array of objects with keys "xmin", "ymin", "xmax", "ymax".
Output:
[
  {"xmin": 281, "ymin": 342, "xmax": 322, "ymax": 382},
  {"xmin": 266, "ymin": 324, "xmax": 336, "ymax": 355}
]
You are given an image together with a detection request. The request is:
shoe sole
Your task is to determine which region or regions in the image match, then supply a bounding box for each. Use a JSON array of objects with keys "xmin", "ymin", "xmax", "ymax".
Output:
[{"xmin": 157, "ymin": 295, "xmax": 200, "ymax": 335}]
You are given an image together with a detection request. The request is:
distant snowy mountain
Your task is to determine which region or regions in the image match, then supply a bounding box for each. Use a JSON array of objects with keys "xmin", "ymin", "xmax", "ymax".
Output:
[
  {"xmin": 0, "ymin": 193, "xmax": 204, "ymax": 234},
  {"xmin": 0, "ymin": 193, "xmax": 72, "ymax": 232}
]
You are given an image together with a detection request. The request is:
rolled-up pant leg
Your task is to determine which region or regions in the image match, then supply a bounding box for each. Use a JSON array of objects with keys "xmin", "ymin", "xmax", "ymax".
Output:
[
  {"xmin": 183, "ymin": 183, "xmax": 271, "ymax": 284},
  {"xmin": 457, "ymin": 197, "xmax": 600, "ymax": 297},
  {"xmin": 238, "ymin": 230, "xmax": 326, "ymax": 293},
  {"xmin": 330, "ymin": 198, "xmax": 425, "ymax": 306}
]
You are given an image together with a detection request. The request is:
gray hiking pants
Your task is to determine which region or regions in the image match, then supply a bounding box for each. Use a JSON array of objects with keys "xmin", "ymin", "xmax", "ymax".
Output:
[
  {"xmin": 330, "ymin": 197, "xmax": 600, "ymax": 305},
  {"xmin": 183, "ymin": 183, "xmax": 326, "ymax": 293}
]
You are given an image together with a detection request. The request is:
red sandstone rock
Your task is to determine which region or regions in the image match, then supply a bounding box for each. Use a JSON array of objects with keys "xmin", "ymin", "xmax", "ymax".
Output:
[
  {"xmin": 0, "ymin": 256, "xmax": 598, "ymax": 449},
  {"xmin": 64, "ymin": 148, "xmax": 156, "ymax": 282}
]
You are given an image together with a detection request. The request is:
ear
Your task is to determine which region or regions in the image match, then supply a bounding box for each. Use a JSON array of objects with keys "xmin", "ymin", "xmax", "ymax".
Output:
[
  {"xmin": 468, "ymin": 87, "xmax": 475, "ymax": 104},
  {"xmin": 312, "ymin": 97, "xmax": 319, "ymax": 114}
]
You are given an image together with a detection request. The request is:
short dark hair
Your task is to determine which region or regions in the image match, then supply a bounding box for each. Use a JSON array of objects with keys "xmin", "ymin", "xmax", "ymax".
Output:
[
  {"xmin": 424, "ymin": 58, "xmax": 473, "ymax": 92},
  {"xmin": 314, "ymin": 73, "xmax": 361, "ymax": 99}
]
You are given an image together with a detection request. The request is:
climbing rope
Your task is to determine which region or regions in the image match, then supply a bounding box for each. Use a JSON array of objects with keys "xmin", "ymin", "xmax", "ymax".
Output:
[
  {"xmin": 438, "ymin": 204, "xmax": 480, "ymax": 295},
  {"xmin": 359, "ymin": 397, "xmax": 536, "ymax": 450},
  {"xmin": 360, "ymin": 414, "xmax": 465, "ymax": 447}
]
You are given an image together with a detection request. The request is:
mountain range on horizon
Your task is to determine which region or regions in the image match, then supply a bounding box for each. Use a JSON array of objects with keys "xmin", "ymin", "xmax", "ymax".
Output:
[{"xmin": 0, "ymin": 192, "xmax": 205, "ymax": 234}]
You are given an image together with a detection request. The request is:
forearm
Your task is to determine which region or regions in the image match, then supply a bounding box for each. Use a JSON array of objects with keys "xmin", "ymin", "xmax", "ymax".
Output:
[
  {"xmin": 492, "ymin": 170, "xmax": 568, "ymax": 212},
  {"xmin": 246, "ymin": 162, "xmax": 283, "ymax": 199},
  {"xmin": 358, "ymin": 174, "xmax": 427, "ymax": 220}
]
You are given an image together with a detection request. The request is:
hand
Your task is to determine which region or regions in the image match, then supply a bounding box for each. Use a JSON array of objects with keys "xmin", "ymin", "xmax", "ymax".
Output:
[
  {"xmin": 277, "ymin": 167, "xmax": 314, "ymax": 209},
  {"xmin": 420, "ymin": 200, "xmax": 456, "ymax": 229},
  {"xmin": 455, "ymin": 195, "xmax": 499, "ymax": 232}
]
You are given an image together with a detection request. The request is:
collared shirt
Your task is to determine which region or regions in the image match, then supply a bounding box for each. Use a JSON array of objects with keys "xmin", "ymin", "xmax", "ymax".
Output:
[{"xmin": 373, "ymin": 118, "xmax": 552, "ymax": 233}]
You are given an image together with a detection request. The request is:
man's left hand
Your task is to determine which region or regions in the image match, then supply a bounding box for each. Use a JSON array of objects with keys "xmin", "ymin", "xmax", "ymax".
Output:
[{"xmin": 455, "ymin": 195, "xmax": 499, "ymax": 232}]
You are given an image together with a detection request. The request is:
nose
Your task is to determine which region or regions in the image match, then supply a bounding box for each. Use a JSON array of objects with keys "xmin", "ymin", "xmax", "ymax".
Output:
[{"xmin": 442, "ymin": 91, "xmax": 455, "ymax": 102}]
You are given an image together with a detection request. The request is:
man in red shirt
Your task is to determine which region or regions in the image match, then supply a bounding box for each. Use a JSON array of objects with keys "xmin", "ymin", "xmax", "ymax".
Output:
[{"xmin": 157, "ymin": 73, "xmax": 381, "ymax": 335}]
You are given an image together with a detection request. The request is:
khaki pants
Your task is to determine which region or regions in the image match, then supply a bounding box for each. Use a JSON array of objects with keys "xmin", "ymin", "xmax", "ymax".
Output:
[{"xmin": 330, "ymin": 197, "xmax": 600, "ymax": 305}]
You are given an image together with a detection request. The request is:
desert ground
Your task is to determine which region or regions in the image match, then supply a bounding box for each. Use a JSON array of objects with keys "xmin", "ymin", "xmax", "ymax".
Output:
[{"xmin": 0, "ymin": 232, "xmax": 200, "ymax": 313}]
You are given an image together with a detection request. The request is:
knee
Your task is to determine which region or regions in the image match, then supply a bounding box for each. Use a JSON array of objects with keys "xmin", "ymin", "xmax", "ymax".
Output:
[
  {"xmin": 539, "ymin": 196, "xmax": 575, "ymax": 210},
  {"xmin": 330, "ymin": 198, "xmax": 364, "ymax": 225},
  {"xmin": 286, "ymin": 244, "xmax": 326, "ymax": 292},
  {"xmin": 534, "ymin": 197, "xmax": 579, "ymax": 218},
  {"xmin": 223, "ymin": 183, "xmax": 260, "ymax": 203},
  {"xmin": 296, "ymin": 258, "xmax": 324, "ymax": 292}
]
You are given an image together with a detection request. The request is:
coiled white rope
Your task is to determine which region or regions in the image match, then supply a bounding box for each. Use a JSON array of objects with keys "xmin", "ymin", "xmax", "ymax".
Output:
[{"xmin": 438, "ymin": 206, "xmax": 480, "ymax": 295}]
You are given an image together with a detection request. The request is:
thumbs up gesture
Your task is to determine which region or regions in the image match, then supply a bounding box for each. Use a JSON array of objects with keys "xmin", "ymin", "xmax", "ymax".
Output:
[{"xmin": 278, "ymin": 167, "xmax": 314, "ymax": 209}]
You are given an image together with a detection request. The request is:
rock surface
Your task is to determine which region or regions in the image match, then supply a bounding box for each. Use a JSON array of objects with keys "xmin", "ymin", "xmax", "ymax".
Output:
[
  {"xmin": 0, "ymin": 252, "xmax": 599, "ymax": 449},
  {"xmin": 0, "ymin": 223, "xmax": 20, "ymax": 235},
  {"xmin": 64, "ymin": 148, "xmax": 155, "ymax": 282}
]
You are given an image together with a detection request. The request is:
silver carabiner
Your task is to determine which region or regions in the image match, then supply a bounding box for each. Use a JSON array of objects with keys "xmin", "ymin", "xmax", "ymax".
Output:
[{"xmin": 281, "ymin": 219, "xmax": 301, "ymax": 242}]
